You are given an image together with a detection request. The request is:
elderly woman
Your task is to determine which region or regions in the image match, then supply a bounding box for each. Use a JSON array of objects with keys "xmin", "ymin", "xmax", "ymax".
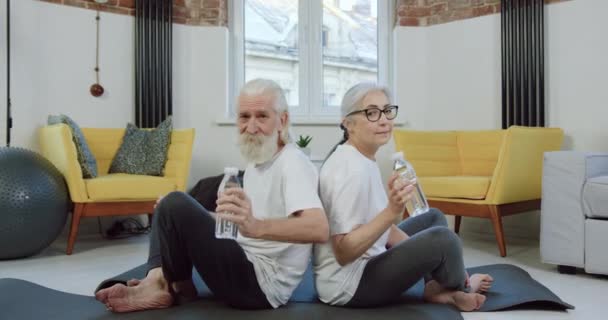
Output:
[{"xmin": 313, "ymin": 83, "xmax": 492, "ymax": 310}]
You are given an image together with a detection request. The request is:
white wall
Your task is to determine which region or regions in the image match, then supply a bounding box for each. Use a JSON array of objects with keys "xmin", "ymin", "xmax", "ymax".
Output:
[
  {"xmin": 394, "ymin": 0, "xmax": 608, "ymax": 239},
  {"xmin": 0, "ymin": 1, "xmax": 6, "ymax": 144},
  {"xmin": 0, "ymin": 1, "xmax": 220, "ymax": 179},
  {"xmin": 0, "ymin": 1, "xmax": 135, "ymax": 148},
  {"xmin": 5, "ymin": 0, "xmax": 604, "ymax": 241},
  {"xmin": 546, "ymin": 0, "xmax": 608, "ymax": 151},
  {"xmin": 395, "ymin": 14, "xmax": 502, "ymax": 132},
  {"xmin": 0, "ymin": 1, "xmax": 354, "ymax": 235}
]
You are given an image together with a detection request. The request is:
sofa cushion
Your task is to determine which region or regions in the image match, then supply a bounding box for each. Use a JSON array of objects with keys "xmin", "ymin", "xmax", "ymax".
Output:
[
  {"xmin": 457, "ymin": 130, "xmax": 504, "ymax": 176},
  {"xmin": 585, "ymin": 219, "xmax": 608, "ymax": 274},
  {"xmin": 109, "ymin": 117, "xmax": 172, "ymax": 176},
  {"xmin": 419, "ymin": 176, "xmax": 491, "ymax": 200},
  {"xmin": 583, "ymin": 176, "xmax": 608, "ymax": 218},
  {"xmin": 47, "ymin": 115, "xmax": 98, "ymax": 178},
  {"xmin": 393, "ymin": 130, "xmax": 461, "ymax": 177},
  {"xmin": 85, "ymin": 174, "xmax": 177, "ymax": 201}
]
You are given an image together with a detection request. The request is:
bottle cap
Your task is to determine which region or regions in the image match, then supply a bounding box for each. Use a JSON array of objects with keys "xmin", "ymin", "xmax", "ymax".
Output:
[
  {"xmin": 391, "ymin": 152, "xmax": 405, "ymax": 162},
  {"xmin": 224, "ymin": 167, "xmax": 239, "ymax": 175}
]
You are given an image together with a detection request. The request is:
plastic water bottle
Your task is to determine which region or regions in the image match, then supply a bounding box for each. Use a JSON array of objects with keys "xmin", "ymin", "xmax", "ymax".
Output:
[
  {"xmin": 215, "ymin": 167, "xmax": 241, "ymax": 239},
  {"xmin": 391, "ymin": 152, "xmax": 429, "ymax": 216}
]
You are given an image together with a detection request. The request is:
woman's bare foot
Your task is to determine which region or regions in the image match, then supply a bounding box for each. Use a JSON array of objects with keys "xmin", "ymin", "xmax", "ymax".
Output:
[
  {"xmin": 426, "ymin": 290, "xmax": 485, "ymax": 311},
  {"xmin": 452, "ymin": 291, "xmax": 485, "ymax": 311},
  {"xmin": 469, "ymin": 273, "xmax": 493, "ymax": 293},
  {"xmin": 423, "ymin": 280, "xmax": 485, "ymax": 311},
  {"xmin": 95, "ymin": 268, "xmax": 173, "ymax": 313}
]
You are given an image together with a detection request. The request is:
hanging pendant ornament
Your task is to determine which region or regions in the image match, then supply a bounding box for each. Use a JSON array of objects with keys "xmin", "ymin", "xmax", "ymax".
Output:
[{"xmin": 90, "ymin": 8, "xmax": 105, "ymax": 97}]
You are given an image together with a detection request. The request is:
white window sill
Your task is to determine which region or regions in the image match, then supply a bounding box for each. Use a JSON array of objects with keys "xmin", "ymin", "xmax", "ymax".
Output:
[{"xmin": 215, "ymin": 117, "xmax": 408, "ymax": 127}]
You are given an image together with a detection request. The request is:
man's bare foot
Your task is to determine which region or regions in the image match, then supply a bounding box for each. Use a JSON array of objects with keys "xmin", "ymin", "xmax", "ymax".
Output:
[
  {"xmin": 173, "ymin": 280, "xmax": 198, "ymax": 301},
  {"xmin": 469, "ymin": 274, "xmax": 493, "ymax": 293},
  {"xmin": 101, "ymin": 283, "xmax": 173, "ymax": 313},
  {"xmin": 95, "ymin": 268, "xmax": 173, "ymax": 313},
  {"xmin": 127, "ymin": 279, "xmax": 141, "ymax": 287},
  {"xmin": 426, "ymin": 290, "xmax": 485, "ymax": 312}
]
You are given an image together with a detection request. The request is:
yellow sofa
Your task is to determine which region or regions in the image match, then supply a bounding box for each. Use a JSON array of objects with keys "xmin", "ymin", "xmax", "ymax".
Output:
[
  {"xmin": 39, "ymin": 124, "xmax": 195, "ymax": 254},
  {"xmin": 393, "ymin": 126, "xmax": 564, "ymax": 257}
]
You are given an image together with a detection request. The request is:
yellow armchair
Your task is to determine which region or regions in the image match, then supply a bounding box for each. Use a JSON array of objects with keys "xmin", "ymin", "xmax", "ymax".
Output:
[
  {"xmin": 39, "ymin": 124, "xmax": 195, "ymax": 254},
  {"xmin": 394, "ymin": 126, "xmax": 564, "ymax": 256}
]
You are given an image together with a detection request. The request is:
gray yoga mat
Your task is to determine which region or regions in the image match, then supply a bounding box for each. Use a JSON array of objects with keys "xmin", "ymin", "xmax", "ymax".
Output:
[{"xmin": 0, "ymin": 263, "xmax": 572, "ymax": 320}]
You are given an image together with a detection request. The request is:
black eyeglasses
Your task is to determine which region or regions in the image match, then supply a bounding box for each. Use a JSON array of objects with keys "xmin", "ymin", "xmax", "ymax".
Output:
[{"xmin": 345, "ymin": 105, "xmax": 399, "ymax": 122}]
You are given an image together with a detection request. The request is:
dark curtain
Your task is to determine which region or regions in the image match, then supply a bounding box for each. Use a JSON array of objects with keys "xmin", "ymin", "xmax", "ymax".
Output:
[
  {"xmin": 501, "ymin": 0, "xmax": 545, "ymax": 128},
  {"xmin": 135, "ymin": 0, "xmax": 173, "ymax": 128}
]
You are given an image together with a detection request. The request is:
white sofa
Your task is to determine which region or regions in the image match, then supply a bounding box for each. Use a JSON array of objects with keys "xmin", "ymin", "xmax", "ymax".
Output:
[{"xmin": 541, "ymin": 151, "xmax": 608, "ymax": 275}]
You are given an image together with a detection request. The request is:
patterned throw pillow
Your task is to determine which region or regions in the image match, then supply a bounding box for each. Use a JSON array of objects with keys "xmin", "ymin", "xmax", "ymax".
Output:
[
  {"xmin": 109, "ymin": 117, "xmax": 173, "ymax": 176},
  {"xmin": 47, "ymin": 114, "xmax": 98, "ymax": 178}
]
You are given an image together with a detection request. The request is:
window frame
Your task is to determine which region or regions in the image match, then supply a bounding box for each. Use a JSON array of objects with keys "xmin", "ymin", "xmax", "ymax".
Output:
[{"xmin": 228, "ymin": 0, "xmax": 394, "ymax": 124}]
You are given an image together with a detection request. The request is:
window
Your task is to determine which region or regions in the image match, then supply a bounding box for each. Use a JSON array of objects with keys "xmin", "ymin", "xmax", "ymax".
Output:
[
  {"xmin": 322, "ymin": 27, "xmax": 329, "ymax": 48},
  {"xmin": 230, "ymin": 0, "xmax": 392, "ymax": 122}
]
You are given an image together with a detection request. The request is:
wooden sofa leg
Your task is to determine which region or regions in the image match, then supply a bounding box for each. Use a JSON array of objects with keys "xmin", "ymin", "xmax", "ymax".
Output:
[
  {"xmin": 454, "ymin": 216, "xmax": 462, "ymax": 234},
  {"xmin": 489, "ymin": 205, "xmax": 507, "ymax": 257},
  {"xmin": 67, "ymin": 203, "xmax": 85, "ymax": 255}
]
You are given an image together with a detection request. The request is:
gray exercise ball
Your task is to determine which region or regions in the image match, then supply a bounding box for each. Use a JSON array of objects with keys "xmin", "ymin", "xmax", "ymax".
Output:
[{"xmin": 0, "ymin": 147, "xmax": 69, "ymax": 259}]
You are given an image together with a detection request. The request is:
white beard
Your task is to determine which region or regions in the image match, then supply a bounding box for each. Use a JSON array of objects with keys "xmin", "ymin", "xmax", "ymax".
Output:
[{"xmin": 238, "ymin": 129, "xmax": 279, "ymax": 164}]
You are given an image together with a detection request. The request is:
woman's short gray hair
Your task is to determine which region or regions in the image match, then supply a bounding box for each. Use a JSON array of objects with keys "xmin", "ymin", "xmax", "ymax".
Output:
[
  {"xmin": 238, "ymin": 78, "xmax": 293, "ymax": 143},
  {"xmin": 340, "ymin": 82, "xmax": 392, "ymax": 119}
]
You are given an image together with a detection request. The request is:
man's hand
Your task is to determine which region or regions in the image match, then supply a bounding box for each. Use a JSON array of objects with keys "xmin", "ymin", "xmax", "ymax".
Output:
[{"xmin": 216, "ymin": 188, "xmax": 263, "ymax": 238}]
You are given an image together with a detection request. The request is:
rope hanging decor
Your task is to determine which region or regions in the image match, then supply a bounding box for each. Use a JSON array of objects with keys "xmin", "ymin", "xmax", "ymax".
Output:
[{"xmin": 90, "ymin": 8, "xmax": 105, "ymax": 97}]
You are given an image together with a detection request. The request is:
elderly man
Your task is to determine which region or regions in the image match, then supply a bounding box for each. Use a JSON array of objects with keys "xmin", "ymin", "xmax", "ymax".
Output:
[{"xmin": 95, "ymin": 79, "xmax": 329, "ymax": 312}]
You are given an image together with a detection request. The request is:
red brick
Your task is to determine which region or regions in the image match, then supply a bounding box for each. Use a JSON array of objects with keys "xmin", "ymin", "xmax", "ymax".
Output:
[
  {"xmin": 173, "ymin": 6, "xmax": 190, "ymax": 18},
  {"xmin": 200, "ymin": 8, "xmax": 219, "ymax": 19},
  {"xmin": 401, "ymin": 0, "xmax": 419, "ymax": 6},
  {"xmin": 39, "ymin": 0, "xmax": 64, "ymax": 4},
  {"xmin": 397, "ymin": 6, "xmax": 408, "ymax": 17},
  {"xmin": 202, "ymin": 0, "xmax": 221, "ymax": 9},
  {"xmin": 449, "ymin": 8, "xmax": 473, "ymax": 20},
  {"xmin": 63, "ymin": 0, "xmax": 88, "ymax": 9},
  {"xmin": 399, "ymin": 17, "xmax": 421, "ymax": 26},
  {"xmin": 118, "ymin": 0, "xmax": 135, "ymax": 9},
  {"xmin": 403, "ymin": 6, "xmax": 431, "ymax": 17},
  {"xmin": 430, "ymin": 3, "xmax": 447, "ymax": 15},
  {"xmin": 471, "ymin": 5, "xmax": 494, "ymax": 17},
  {"xmin": 492, "ymin": 3, "xmax": 501, "ymax": 13},
  {"xmin": 448, "ymin": 0, "xmax": 472, "ymax": 10},
  {"xmin": 172, "ymin": 16, "xmax": 188, "ymax": 24}
]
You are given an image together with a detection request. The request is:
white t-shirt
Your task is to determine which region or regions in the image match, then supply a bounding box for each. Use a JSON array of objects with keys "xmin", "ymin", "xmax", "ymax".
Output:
[
  {"xmin": 313, "ymin": 144, "xmax": 390, "ymax": 305},
  {"xmin": 237, "ymin": 143, "xmax": 323, "ymax": 308}
]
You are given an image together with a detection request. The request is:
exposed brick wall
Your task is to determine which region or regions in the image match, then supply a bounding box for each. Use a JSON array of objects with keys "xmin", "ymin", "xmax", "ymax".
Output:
[
  {"xmin": 38, "ymin": 0, "xmax": 227, "ymax": 26},
  {"xmin": 397, "ymin": 0, "xmax": 571, "ymax": 27}
]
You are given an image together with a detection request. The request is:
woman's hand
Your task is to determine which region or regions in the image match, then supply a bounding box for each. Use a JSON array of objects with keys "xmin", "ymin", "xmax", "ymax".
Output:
[
  {"xmin": 386, "ymin": 173, "xmax": 415, "ymax": 218},
  {"xmin": 153, "ymin": 195, "xmax": 165, "ymax": 209},
  {"xmin": 216, "ymin": 188, "xmax": 262, "ymax": 238}
]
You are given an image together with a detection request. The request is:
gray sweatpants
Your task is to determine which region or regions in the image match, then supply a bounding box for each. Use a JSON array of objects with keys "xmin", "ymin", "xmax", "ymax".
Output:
[
  {"xmin": 345, "ymin": 208, "xmax": 467, "ymax": 307},
  {"xmin": 147, "ymin": 191, "xmax": 271, "ymax": 309}
]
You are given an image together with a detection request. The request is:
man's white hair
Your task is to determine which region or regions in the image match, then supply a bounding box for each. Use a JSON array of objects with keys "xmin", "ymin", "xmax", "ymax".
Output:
[{"xmin": 238, "ymin": 78, "xmax": 293, "ymax": 144}]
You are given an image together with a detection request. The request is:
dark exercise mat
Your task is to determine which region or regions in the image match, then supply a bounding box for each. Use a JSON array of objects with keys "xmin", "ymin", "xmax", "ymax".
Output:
[{"xmin": 0, "ymin": 264, "xmax": 572, "ymax": 320}]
